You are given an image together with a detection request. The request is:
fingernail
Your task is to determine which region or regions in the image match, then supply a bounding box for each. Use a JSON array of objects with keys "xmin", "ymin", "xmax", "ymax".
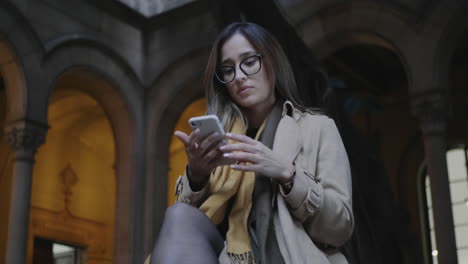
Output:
[
  {"xmin": 223, "ymin": 153, "xmax": 230, "ymax": 158},
  {"xmin": 226, "ymin": 133, "xmax": 232, "ymax": 137}
]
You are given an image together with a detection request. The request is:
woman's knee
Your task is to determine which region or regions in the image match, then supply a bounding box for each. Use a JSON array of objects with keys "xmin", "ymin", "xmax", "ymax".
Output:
[
  {"xmin": 161, "ymin": 203, "xmax": 222, "ymax": 245},
  {"xmin": 164, "ymin": 203, "xmax": 202, "ymax": 225}
]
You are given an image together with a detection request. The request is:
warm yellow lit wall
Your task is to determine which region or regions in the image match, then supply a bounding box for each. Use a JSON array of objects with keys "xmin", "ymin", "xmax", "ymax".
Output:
[
  {"xmin": 30, "ymin": 91, "xmax": 115, "ymax": 263},
  {"xmin": 0, "ymin": 88, "xmax": 14, "ymax": 263},
  {"xmin": 0, "ymin": 156, "xmax": 13, "ymax": 263},
  {"xmin": 167, "ymin": 98, "xmax": 206, "ymax": 206}
]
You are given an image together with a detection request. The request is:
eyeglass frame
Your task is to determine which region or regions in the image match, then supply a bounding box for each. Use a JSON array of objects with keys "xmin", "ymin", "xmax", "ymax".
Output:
[{"xmin": 214, "ymin": 53, "xmax": 263, "ymax": 84}]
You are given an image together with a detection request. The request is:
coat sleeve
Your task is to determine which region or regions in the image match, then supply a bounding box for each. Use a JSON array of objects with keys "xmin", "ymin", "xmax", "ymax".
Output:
[
  {"xmin": 175, "ymin": 167, "xmax": 210, "ymax": 207},
  {"xmin": 280, "ymin": 117, "xmax": 354, "ymax": 247}
]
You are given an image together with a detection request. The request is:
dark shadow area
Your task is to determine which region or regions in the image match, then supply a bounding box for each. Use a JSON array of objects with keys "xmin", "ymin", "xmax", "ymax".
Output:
[
  {"xmin": 448, "ymin": 30, "xmax": 468, "ymax": 144},
  {"xmin": 323, "ymin": 45, "xmax": 422, "ymax": 264}
]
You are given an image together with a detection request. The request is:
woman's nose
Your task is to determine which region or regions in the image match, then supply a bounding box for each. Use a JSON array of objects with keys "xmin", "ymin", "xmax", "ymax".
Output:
[{"xmin": 235, "ymin": 66, "xmax": 247, "ymax": 81}]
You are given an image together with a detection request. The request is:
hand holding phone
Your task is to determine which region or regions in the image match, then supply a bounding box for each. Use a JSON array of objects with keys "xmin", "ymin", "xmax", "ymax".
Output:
[
  {"xmin": 188, "ymin": 115, "xmax": 225, "ymax": 143},
  {"xmin": 174, "ymin": 115, "xmax": 235, "ymax": 188},
  {"xmin": 189, "ymin": 115, "xmax": 236, "ymax": 166}
]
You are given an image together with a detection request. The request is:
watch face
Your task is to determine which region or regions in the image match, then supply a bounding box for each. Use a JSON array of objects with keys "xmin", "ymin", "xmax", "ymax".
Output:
[{"xmin": 281, "ymin": 180, "xmax": 293, "ymax": 193}]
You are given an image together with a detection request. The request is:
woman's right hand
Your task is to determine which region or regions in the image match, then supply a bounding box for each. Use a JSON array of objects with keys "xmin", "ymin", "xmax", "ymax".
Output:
[{"xmin": 174, "ymin": 129, "xmax": 225, "ymax": 188}]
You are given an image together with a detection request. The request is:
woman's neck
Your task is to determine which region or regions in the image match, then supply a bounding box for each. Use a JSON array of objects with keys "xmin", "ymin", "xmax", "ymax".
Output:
[{"xmin": 243, "ymin": 100, "xmax": 276, "ymax": 128}]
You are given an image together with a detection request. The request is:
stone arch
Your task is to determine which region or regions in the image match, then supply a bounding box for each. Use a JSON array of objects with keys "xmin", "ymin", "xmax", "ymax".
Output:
[
  {"xmin": 0, "ymin": 3, "xmax": 47, "ymax": 261},
  {"xmin": 0, "ymin": 39, "xmax": 26, "ymax": 124},
  {"xmin": 310, "ymin": 3, "xmax": 421, "ymax": 190},
  {"xmin": 0, "ymin": 1, "xmax": 43, "ymax": 123},
  {"xmin": 28, "ymin": 89, "xmax": 116, "ymax": 263},
  {"xmin": 145, "ymin": 47, "xmax": 209, "ymax": 252},
  {"xmin": 43, "ymin": 34, "xmax": 140, "ymax": 84},
  {"xmin": 299, "ymin": 1, "xmax": 416, "ymax": 89},
  {"xmin": 311, "ymin": 6, "xmax": 426, "ymax": 260},
  {"xmin": 432, "ymin": 1, "xmax": 468, "ymax": 92},
  {"xmin": 42, "ymin": 43, "xmax": 144, "ymax": 264},
  {"xmin": 40, "ymin": 39, "xmax": 143, "ymax": 121}
]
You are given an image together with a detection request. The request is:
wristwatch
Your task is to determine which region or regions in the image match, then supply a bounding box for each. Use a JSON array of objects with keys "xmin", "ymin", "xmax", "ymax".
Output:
[
  {"xmin": 281, "ymin": 179, "xmax": 294, "ymax": 193},
  {"xmin": 280, "ymin": 164, "xmax": 296, "ymax": 193}
]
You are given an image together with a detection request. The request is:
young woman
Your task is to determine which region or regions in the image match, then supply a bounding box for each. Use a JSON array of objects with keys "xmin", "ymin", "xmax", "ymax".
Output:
[{"xmin": 151, "ymin": 22, "xmax": 353, "ymax": 264}]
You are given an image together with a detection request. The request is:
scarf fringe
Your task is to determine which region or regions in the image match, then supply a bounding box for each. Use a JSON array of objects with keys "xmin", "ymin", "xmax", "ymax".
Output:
[{"xmin": 227, "ymin": 251, "xmax": 256, "ymax": 264}]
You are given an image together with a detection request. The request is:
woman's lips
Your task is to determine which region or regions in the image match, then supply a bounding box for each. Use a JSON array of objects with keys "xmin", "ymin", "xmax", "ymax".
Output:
[{"xmin": 238, "ymin": 86, "xmax": 253, "ymax": 95}]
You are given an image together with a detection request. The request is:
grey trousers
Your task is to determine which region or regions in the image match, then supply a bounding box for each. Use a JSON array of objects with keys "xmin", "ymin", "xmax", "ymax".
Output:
[{"xmin": 151, "ymin": 203, "xmax": 224, "ymax": 264}]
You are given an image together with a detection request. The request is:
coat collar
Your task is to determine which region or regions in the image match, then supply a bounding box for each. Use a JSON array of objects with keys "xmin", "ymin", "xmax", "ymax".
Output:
[
  {"xmin": 281, "ymin": 100, "xmax": 302, "ymax": 121},
  {"xmin": 273, "ymin": 100, "xmax": 302, "ymax": 164}
]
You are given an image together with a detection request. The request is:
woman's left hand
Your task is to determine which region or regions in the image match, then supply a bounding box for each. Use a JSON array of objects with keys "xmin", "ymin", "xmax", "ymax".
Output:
[{"xmin": 219, "ymin": 133, "xmax": 294, "ymax": 184}]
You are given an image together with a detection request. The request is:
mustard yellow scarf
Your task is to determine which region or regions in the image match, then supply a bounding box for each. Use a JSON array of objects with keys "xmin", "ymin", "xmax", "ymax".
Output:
[{"xmin": 199, "ymin": 118, "xmax": 266, "ymax": 263}]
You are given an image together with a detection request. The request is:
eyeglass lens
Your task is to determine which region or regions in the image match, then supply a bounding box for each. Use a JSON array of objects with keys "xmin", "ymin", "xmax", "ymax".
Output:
[{"xmin": 216, "ymin": 55, "xmax": 261, "ymax": 84}]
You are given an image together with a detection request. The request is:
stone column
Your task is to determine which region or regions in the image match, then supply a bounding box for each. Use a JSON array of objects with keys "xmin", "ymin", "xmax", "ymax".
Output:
[
  {"xmin": 412, "ymin": 92, "xmax": 458, "ymax": 264},
  {"xmin": 4, "ymin": 120, "xmax": 47, "ymax": 264}
]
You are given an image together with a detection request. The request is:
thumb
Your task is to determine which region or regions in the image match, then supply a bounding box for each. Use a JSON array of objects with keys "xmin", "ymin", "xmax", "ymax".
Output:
[{"xmin": 174, "ymin": 131, "xmax": 190, "ymax": 145}]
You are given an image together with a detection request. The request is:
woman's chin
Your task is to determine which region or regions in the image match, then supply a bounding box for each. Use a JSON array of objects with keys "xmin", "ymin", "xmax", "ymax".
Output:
[{"xmin": 236, "ymin": 98, "xmax": 258, "ymax": 109}]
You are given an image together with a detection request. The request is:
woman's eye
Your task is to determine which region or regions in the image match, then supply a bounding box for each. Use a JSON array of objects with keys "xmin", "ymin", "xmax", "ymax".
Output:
[
  {"xmin": 243, "ymin": 58, "xmax": 258, "ymax": 67},
  {"xmin": 221, "ymin": 67, "xmax": 234, "ymax": 74}
]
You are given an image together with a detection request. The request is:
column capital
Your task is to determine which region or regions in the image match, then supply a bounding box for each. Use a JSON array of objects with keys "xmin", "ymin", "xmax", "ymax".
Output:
[
  {"xmin": 4, "ymin": 119, "xmax": 48, "ymax": 160},
  {"xmin": 411, "ymin": 91, "xmax": 450, "ymax": 136}
]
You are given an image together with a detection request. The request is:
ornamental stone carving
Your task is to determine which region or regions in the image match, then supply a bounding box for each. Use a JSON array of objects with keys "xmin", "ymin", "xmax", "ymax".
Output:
[
  {"xmin": 411, "ymin": 91, "xmax": 450, "ymax": 135},
  {"xmin": 60, "ymin": 164, "xmax": 79, "ymax": 215},
  {"xmin": 4, "ymin": 120, "xmax": 48, "ymax": 160}
]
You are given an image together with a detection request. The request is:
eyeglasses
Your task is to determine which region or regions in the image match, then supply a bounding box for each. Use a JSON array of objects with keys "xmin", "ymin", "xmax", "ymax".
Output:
[{"xmin": 215, "ymin": 54, "xmax": 262, "ymax": 84}]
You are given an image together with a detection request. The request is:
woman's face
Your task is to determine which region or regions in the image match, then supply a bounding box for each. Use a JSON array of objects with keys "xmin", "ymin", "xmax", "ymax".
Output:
[{"xmin": 220, "ymin": 33, "xmax": 275, "ymax": 112}]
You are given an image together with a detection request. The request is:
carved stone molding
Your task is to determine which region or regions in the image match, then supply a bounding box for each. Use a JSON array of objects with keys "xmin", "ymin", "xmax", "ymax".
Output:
[
  {"xmin": 29, "ymin": 206, "xmax": 112, "ymax": 262},
  {"xmin": 60, "ymin": 164, "xmax": 79, "ymax": 215},
  {"xmin": 4, "ymin": 120, "xmax": 48, "ymax": 160},
  {"xmin": 411, "ymin": 91, "xmax": 450, "ymax": 136}
]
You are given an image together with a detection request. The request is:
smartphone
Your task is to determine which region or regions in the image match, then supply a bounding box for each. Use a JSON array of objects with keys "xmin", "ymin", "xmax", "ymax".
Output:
[
  {"xmin": 188, "ymin": 115, "xmax": 235, "ymax": 166},
  {"xmin": 189, "ymin": 115, "xmax": 225, "ymax": 143}
]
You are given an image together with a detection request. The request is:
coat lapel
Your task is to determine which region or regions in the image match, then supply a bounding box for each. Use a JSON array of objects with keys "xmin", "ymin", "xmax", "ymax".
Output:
[{"xmin": 272, "ymin": 114, "xmax": 302, "ymax": 164}]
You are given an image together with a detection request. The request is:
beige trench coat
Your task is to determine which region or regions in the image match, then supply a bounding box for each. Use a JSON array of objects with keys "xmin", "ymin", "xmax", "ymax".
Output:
[{"xmin": 176, "ymin": 101, "xmax": 354, "ymax": 264}]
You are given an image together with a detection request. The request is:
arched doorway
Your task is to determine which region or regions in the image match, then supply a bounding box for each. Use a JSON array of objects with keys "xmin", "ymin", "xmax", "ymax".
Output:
[
  {"xmin": 322, "ymin": 43, "xmax": 416, "ymax": 202},
  {"xmin": 419, "ymin": 28, "xmax": 468, "ymax": 264},
  {"xmin": 27, "ymin": 71, "xmax": 117, "ymax": 264},
  {"xmin": 321, "ymin": 43, "xmax": 423, "ymax": 263},
  {"xmin": 167, "ymin": 98, "xmax": 206, "ymax": 206}
]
